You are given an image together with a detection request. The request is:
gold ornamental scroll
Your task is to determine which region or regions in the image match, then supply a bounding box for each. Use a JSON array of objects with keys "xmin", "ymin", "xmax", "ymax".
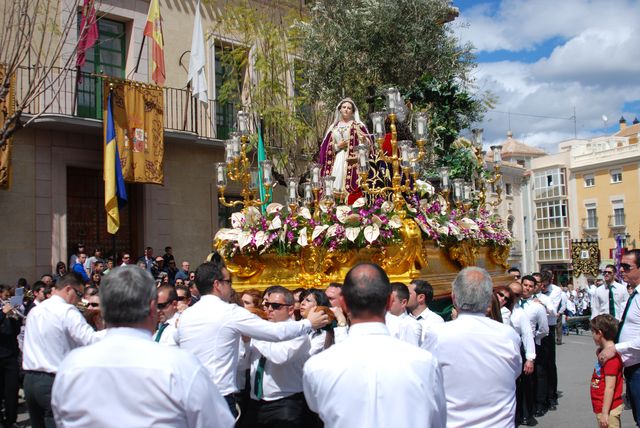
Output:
[
  {"xmin": 103, "ymin": 80, "xmax": 164, "ymax": 184},
  {"xmin": 0, "ymin": 64, "xmax": 15, "ymax": 189},
  {"xmin": 571, "ymin": 239, "xmax": 600, "ymax": 277}
]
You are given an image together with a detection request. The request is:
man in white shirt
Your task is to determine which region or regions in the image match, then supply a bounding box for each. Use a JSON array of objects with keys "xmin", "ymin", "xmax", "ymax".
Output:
[
  {"xmin": 51, "ymin": 266, "xmax": 233, "ymax": 428},
  {"xmin": 600, "ymin": 249, "xmax": 640, "ymax": 426},
  {"xmin": 592, "ymin": 264, "xmax": 628, "ymax": 321},
  {"xmin": 408, "ymin": 279, "xmax": 444, "ymax": 344},
  {"xmin": 386, "ymin": 282, "xmax": 422, "ymax": 346},
  {"xmin": 154, "ymin": 285, "xmax": 179, "ymax": 346},
  {"xmin": 243, "ymin": 286, "xmax": 312, "ymax": 428},
  {"xmin": 304, "ymin": 263, "xmax": 445, "ymax": 428},
  {"xmin": 423, "ymin": 267, "xmax": 521, "ymax": 428},
  {"xmin": 515, "ymin": 276, "xmax": 549, "ymax": 426},
  {"xmin": 176, "ymin": 261, "xmax": 328, "ymax": 418},
  {"xmin": 23, "ymin": 273, "xmax": 98, "ymax": 428}
]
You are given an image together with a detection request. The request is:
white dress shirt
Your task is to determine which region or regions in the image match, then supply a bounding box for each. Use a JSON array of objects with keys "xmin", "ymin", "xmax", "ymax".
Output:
[
  {"xmin": 304, "ymin": 322, "xmax": 445, "ymax": 428},
  {"xmin": 592, "ymin": 282, "xmax": 628, "ymax": 321},
  {"xmin": 244, "ymin": 320, "xmax": 311, "ymax": 401},
  {"xmin": 176, "ymin": 294, "xmax": 312, "ymax": 395},
  {"xmin": 308, "ymin": 329, "xmax": 328, "ymax": 355},
  {"xmin": 616, "ymin": 285, "xmax": 640, "ymax": 367},
  {"xmin": 23, "ymin": 295, "xmax": 98, "ymax": 373},
  {"xmin": 385, "ymin": 312, "xmax": 421, "ymax": 346},
  {"xmin": 520, "ymin": 298, "xmax": 549, "ymax": 346},
  {"xmin": 155, "ymin": 312, "xmax": 179, "ymax": 346},
  {"xmin": 423, "ymin": 313, "xmax": 521, "ymax": 428},
  {"xmin": 51, "ymin": 327, "xmax": 234, "ymax": 428},
  {"xmin": 541, "ymin": 284, "xmax": 561, "ymax": 326},
  {"xmin": 412, "ymin": 307, "xmax": 444, "ymax": 344},
  {"xmin": 509, "ymin": 306, "xmax": 536, "ymax": 361},
  {"xmin": 501, "ymin": 307, "xmax": 511, "ymax": 325}
]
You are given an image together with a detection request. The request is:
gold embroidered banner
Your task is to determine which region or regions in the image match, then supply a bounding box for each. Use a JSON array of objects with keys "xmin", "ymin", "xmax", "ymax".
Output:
[
  {"xmin": 571, "ymin": 239, "xmax": 600, "ymax": 277},
  {"xmin": 0, "ymin": 64, "xmax": 15, "ymax": 190},
  {"xmin": 103, "ymin": 80, "xmax": 164, "ymax": 184}
]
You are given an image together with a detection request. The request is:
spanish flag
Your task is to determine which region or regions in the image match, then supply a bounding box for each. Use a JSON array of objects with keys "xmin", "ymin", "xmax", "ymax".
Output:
[
  {"xmin": 143, "ymin": 0, "xmax": 165, "ymax": 86},
  {"xmin": 104, "ymin": 91, "xmax": 128, "ymax": 234}
]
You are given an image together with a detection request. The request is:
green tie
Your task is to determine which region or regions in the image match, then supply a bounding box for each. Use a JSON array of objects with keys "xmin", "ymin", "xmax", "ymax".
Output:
[
  {"xmin": 616, "ymin": 290, "xmax": 637, "ymax": 343},
  {"xmin": 609, "ymin": 286, "xmax": 616, "ymax": 317},
  {"xmin": 254, "ymin": 356, "xmax": 267, "ymax": 400},
  {"xmin": 154, "ymin": 322, "xmax": 168, "ymax": 342},
  {"xmin": 520, "ymin": 299, "xmax": 527, "ymax": 308}
]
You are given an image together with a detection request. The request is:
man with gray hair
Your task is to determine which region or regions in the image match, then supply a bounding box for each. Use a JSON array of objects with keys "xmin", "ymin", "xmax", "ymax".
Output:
[
  {"xmin": 422, "ymin": 267, "xmax": 521, "ymax": 428},
  {"xmin": 51, "ymin": 267, "xmax": 234, "ymax": 428}
]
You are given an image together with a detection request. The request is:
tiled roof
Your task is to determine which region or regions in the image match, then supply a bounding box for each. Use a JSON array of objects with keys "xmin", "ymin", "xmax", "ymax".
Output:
[
  {"xmin": 614, "ymin": 123, "xmax": 640, "ymax": 137},
  {"xmin": 500, "ymin": 131, "xmax": 546, "ymax": 157}
]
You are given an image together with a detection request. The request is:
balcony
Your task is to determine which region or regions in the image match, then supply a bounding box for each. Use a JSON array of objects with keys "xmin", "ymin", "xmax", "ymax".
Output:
[
  {"xmin": 582, "ymin": 217, "xmax": 598, "ymax": 231},
  {"xmin": 14, "ymin": 66, "xmax": 219, "ymax": 141},
  {"xmin": 608, "ymin": 214, "xmax": 626, "ymax": 229}
]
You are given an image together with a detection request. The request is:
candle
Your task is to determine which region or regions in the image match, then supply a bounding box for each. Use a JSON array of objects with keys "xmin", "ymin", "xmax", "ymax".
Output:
[
  {"xmin": 417, "ymin": 121, "xmax": 425, "ymax": 136},
  {"xmin": 216, "ymin": 163, "xmax": 225, "ymax": 185},
  {"xmin": 312, "ymin": 168, "xmax": 320, "ymax": 185},
  {"xmin": 375, "ymin": 121, "xmax": 382, "ymax": 134},
  {"xmin": 304, "ymin": 183, "xmax": 312, "ymax": 201},
  {"xmin": 289, "ymin": 184, "xmax": 297, "ymax": 199}
]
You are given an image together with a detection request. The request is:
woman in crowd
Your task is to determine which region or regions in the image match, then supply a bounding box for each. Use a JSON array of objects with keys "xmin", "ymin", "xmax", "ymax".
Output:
[
  {"xmin": 495, "ymin": 285, "xmax": 515, "ymax": 325},
  {"xmin": 299, "ymin": 288, "xmax": 334, "ymax": 354}
]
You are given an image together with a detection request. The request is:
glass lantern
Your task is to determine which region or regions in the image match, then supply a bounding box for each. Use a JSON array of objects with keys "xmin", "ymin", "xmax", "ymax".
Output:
[
  {"xmin": 216, "ymin": 162, "xmax": 227, "ymax": 186},
  {"xmin": 370, "ymin": 112, "xmax": 386, "ymax": 139}
]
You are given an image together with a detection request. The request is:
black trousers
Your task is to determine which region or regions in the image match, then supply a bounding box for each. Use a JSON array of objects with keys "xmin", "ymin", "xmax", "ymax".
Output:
[
  {"xmin": 516, "ymin": 348, "xmax": 535, "ymax": 421},
  {"xmin": 546, "ymin": 328, "xmax": 558, "ymax": 401},
  {"xmin": 24, "ymin": 371, "xmax": 56, "ymax": 428},
  {"xmin": 248, "ymin": 393, "xmax": 309, "ymax": 428},
  {"xmin": 534, "ymin": 343, "xmax": 548, "ymax": 411},
  {"xmin": 0, "ymin": 355, "xmax": 19, "ymax": 425}
]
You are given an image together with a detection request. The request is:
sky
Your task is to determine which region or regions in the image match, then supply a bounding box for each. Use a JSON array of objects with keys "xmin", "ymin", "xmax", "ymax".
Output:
[{"xmin": 453, "ymin": 0, "xmax": 640, "ymax": 153}]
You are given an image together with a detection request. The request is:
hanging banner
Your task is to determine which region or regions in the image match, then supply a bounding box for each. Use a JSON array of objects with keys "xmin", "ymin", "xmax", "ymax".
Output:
[
  {"xmin": 103, "ymin": 80, "xmax": 164, "ymax": 185},
  {"xmin": 0, "ymin": 64, "xmax": 15, "ymax": 190},
  {"xmin": 571, "ymin": 239, "xmax": 600, "ymax": 277}
]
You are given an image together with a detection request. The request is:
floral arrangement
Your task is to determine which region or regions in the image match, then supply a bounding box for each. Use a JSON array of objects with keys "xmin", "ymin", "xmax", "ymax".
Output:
[{"xmin": 214, "ymin": 185, "xmax": 512, "ymax": 258}]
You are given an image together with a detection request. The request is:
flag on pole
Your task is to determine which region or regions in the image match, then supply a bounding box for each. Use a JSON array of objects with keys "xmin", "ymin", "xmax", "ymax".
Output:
[
  {"xmin": 104, "ymin": 91, "xmax": 128, "ymax": 234},
  {"xmin": 188, "ymin": 0, "xmax": 208, "ymax": 106},
  {"xmin": 144, "ymin": 0, "xmax": 166, "ymax": 86},
  {"xmin": 76, "ymin": 0, "xmax": 98, "ymax": 83},
  {"xmin": 257, "ymin": 118, "xmax": 270, "ymax": 212}
]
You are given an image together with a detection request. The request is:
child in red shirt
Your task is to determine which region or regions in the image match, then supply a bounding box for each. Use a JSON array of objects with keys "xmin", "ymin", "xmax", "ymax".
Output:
[{"xmin": 591, "ymin": 314, "xmax": 624, "ymax": 428}]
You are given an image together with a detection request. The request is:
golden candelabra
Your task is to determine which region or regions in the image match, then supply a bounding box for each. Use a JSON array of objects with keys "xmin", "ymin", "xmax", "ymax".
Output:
[{"xmin": 216, "ymin": 111, "xmax": 274, "ymax": 211}]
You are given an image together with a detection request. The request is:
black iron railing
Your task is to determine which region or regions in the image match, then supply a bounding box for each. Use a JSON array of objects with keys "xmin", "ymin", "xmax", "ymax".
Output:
[{"xmin": 15, "ymin": 66, "xmax": 217, "ymax": 140}]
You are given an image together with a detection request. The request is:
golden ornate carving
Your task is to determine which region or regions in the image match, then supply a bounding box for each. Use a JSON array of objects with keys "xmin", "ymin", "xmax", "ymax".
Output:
[
  {"xmin": 446, "ymin": 240, "xmax": 479, "ymax": 268},
  {"xmin": 372, "ymin": 219, "xmax": 427, "ymax": 275},
  {"xmin": 488, "ymin": 244, "xmax": 511, "ymax": 269}
]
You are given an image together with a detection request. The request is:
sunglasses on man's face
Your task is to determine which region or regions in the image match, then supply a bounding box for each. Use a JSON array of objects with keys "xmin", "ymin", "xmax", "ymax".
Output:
[
  {"xmin": 263, "ymin": 302, "xmax": 291, "ymax": 310},
  {"xmin": 621, "ymin": 263, "xmax": 635, "ymax": 272},
  {"xmin": 604, "ymin": 271, "xmax": 615, "ymax": 275},
  {"xmin": 157, "ymin": 300, "xmax": 175, "ymax": 310}
]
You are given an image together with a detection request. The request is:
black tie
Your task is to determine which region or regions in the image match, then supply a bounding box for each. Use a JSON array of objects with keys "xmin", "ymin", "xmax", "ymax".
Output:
[{"xmin": 616, "ymin": 290, "xmax": 637, "ymax": 343}]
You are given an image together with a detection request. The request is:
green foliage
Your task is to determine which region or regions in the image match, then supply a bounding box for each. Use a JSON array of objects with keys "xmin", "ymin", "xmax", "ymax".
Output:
[
  {"xmin": 297, "ymin": 0, "xmax": 476, "ymax": 111},
  {"xmin": 213, "ymin": 3, "xmax": 318, "ymax": 178}
]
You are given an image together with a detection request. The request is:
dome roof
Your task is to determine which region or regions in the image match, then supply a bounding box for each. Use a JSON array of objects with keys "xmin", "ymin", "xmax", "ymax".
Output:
[{"xmin": 499, "ymin": 131, "xmax": 546, "ymax": 158}]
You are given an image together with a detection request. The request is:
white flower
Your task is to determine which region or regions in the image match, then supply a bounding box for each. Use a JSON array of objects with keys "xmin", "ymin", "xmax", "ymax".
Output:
[
  {"xmin": 254, "ymin": 231, "xmax": 267, "ymax": 248},
  {"xmin": 345, "ymin": 227, "xmax": 361, "ymax": 242},
  {"xmin": 389, "ymin": 215, "xmax": 402, "ymax": 229},
  {"xmin": 415, "ymin": 179, "xmax": 435, "ymax": 196},
  {"xmin": 215, "ymin": 228, "xmax": 239, "ymax": 242},
  {"xmin": 336, "ymin": 205, "xmax": 352, "ymax": 223},
  {"xmin": 459, "ymin": 217, "xmax": 479, "ymax": 232},
  {"xmin": 231, "ymin": 212, "xmax": 245, "ymax": 229},
  {"xmin": 327, "ymin": 224, "xmax": 338, "ymax": 237},
  {"xmin": 371, "ymin": 215, "xmax": 383, "ymax": 227},
  {"xmin": 245, "ymin": 206, "xmax": 262, "ymax": 226},
  {"xmin": 298, "ymin": 207, "xmax": 312, "ymax": 220},
  {"xmin": 381, "ymin": 201, "xmax": 393, "ymax": 213},
  {"xmin": 238, "ymin": 231, "xmax": 253, "ymax": 249},
  {"xmin": 344, "ymin": 213, "xmax": 362, "ymax": 224},
  {"xmin": 352, "ymin": 197, "xmax": 366, "ymax": 208},
  {"xmin": 297, "ymin": 228, "xmax": 308, "ymax": 247},
  {"xmin": 268, "ymin": 216, "xmax": 282, "ymax": 230},
  {"xmin": 266, "ymin": 203, "xmax": 284, "ymax": 215},
  {"xmin": 312, "ymin": 225, "xmax": 329, "ymax": 240},
  {"xmin": 364, "ymin": 224, "xmax": 380, "ymax": 243}
]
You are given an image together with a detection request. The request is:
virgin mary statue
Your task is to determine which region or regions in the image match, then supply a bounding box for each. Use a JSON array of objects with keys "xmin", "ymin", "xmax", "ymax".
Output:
[{"xmin": 318, "ymin": 98, "xmax": 373, "ymax": 204}]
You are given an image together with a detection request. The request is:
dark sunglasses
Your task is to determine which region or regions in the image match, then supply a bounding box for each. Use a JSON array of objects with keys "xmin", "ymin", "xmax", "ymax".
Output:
[
  {"xmin": 87, "ymin": 302, "xmax": 100, "ymax": 308},
  {"xmin": 157, "ymin": 300, "xmax": 175, "ymax": 310},
  {"xmin": 264, "ymin": 302, "xmax": 291, "ymax": 310},
  {"xmin": 603, "ymin": 271, "xmax": 615, "ymax": 275},
  {"xmin": 621, "ymin": 263, "xmax": 634, "ymax": 272},
  {"xmin": 496, "ymin": 292, "xmax": 506, "ymax": 298},
  {"xmin": 72, "ymin": 288, "xmax": 83, "ymax": 299},
  {"xmin": 514, "ymin": 275, "xmax": 521, "ymax": 279}
]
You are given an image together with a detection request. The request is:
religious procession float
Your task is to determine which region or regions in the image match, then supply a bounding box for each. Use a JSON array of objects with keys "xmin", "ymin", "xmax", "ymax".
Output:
[{"xmin": 213, "ymin": 88, "xmax": 512, "ymax": 297}]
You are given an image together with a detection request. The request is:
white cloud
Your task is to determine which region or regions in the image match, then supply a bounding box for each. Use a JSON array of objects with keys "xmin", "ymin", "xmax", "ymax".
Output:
[{"xmin": 458, "ymin": 0, "xmax": 640, "ymax": 153}]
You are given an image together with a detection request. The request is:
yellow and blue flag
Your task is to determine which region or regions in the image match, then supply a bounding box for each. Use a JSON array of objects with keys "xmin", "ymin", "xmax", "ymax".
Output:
[{"xmin": 104, "ymin": 91, "xmax": 127, "ymax": 234}]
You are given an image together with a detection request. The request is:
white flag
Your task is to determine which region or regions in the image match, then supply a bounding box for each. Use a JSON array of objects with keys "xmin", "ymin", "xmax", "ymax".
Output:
[{"xmin": 188, "ymin": 0, "xmax": 208, "ymax": 106}]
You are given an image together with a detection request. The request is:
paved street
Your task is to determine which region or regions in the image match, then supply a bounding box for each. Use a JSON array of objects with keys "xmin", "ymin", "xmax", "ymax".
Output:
[{"xmin": 534, "ymin": 330, "xmax": 636, "ymax": 428}]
